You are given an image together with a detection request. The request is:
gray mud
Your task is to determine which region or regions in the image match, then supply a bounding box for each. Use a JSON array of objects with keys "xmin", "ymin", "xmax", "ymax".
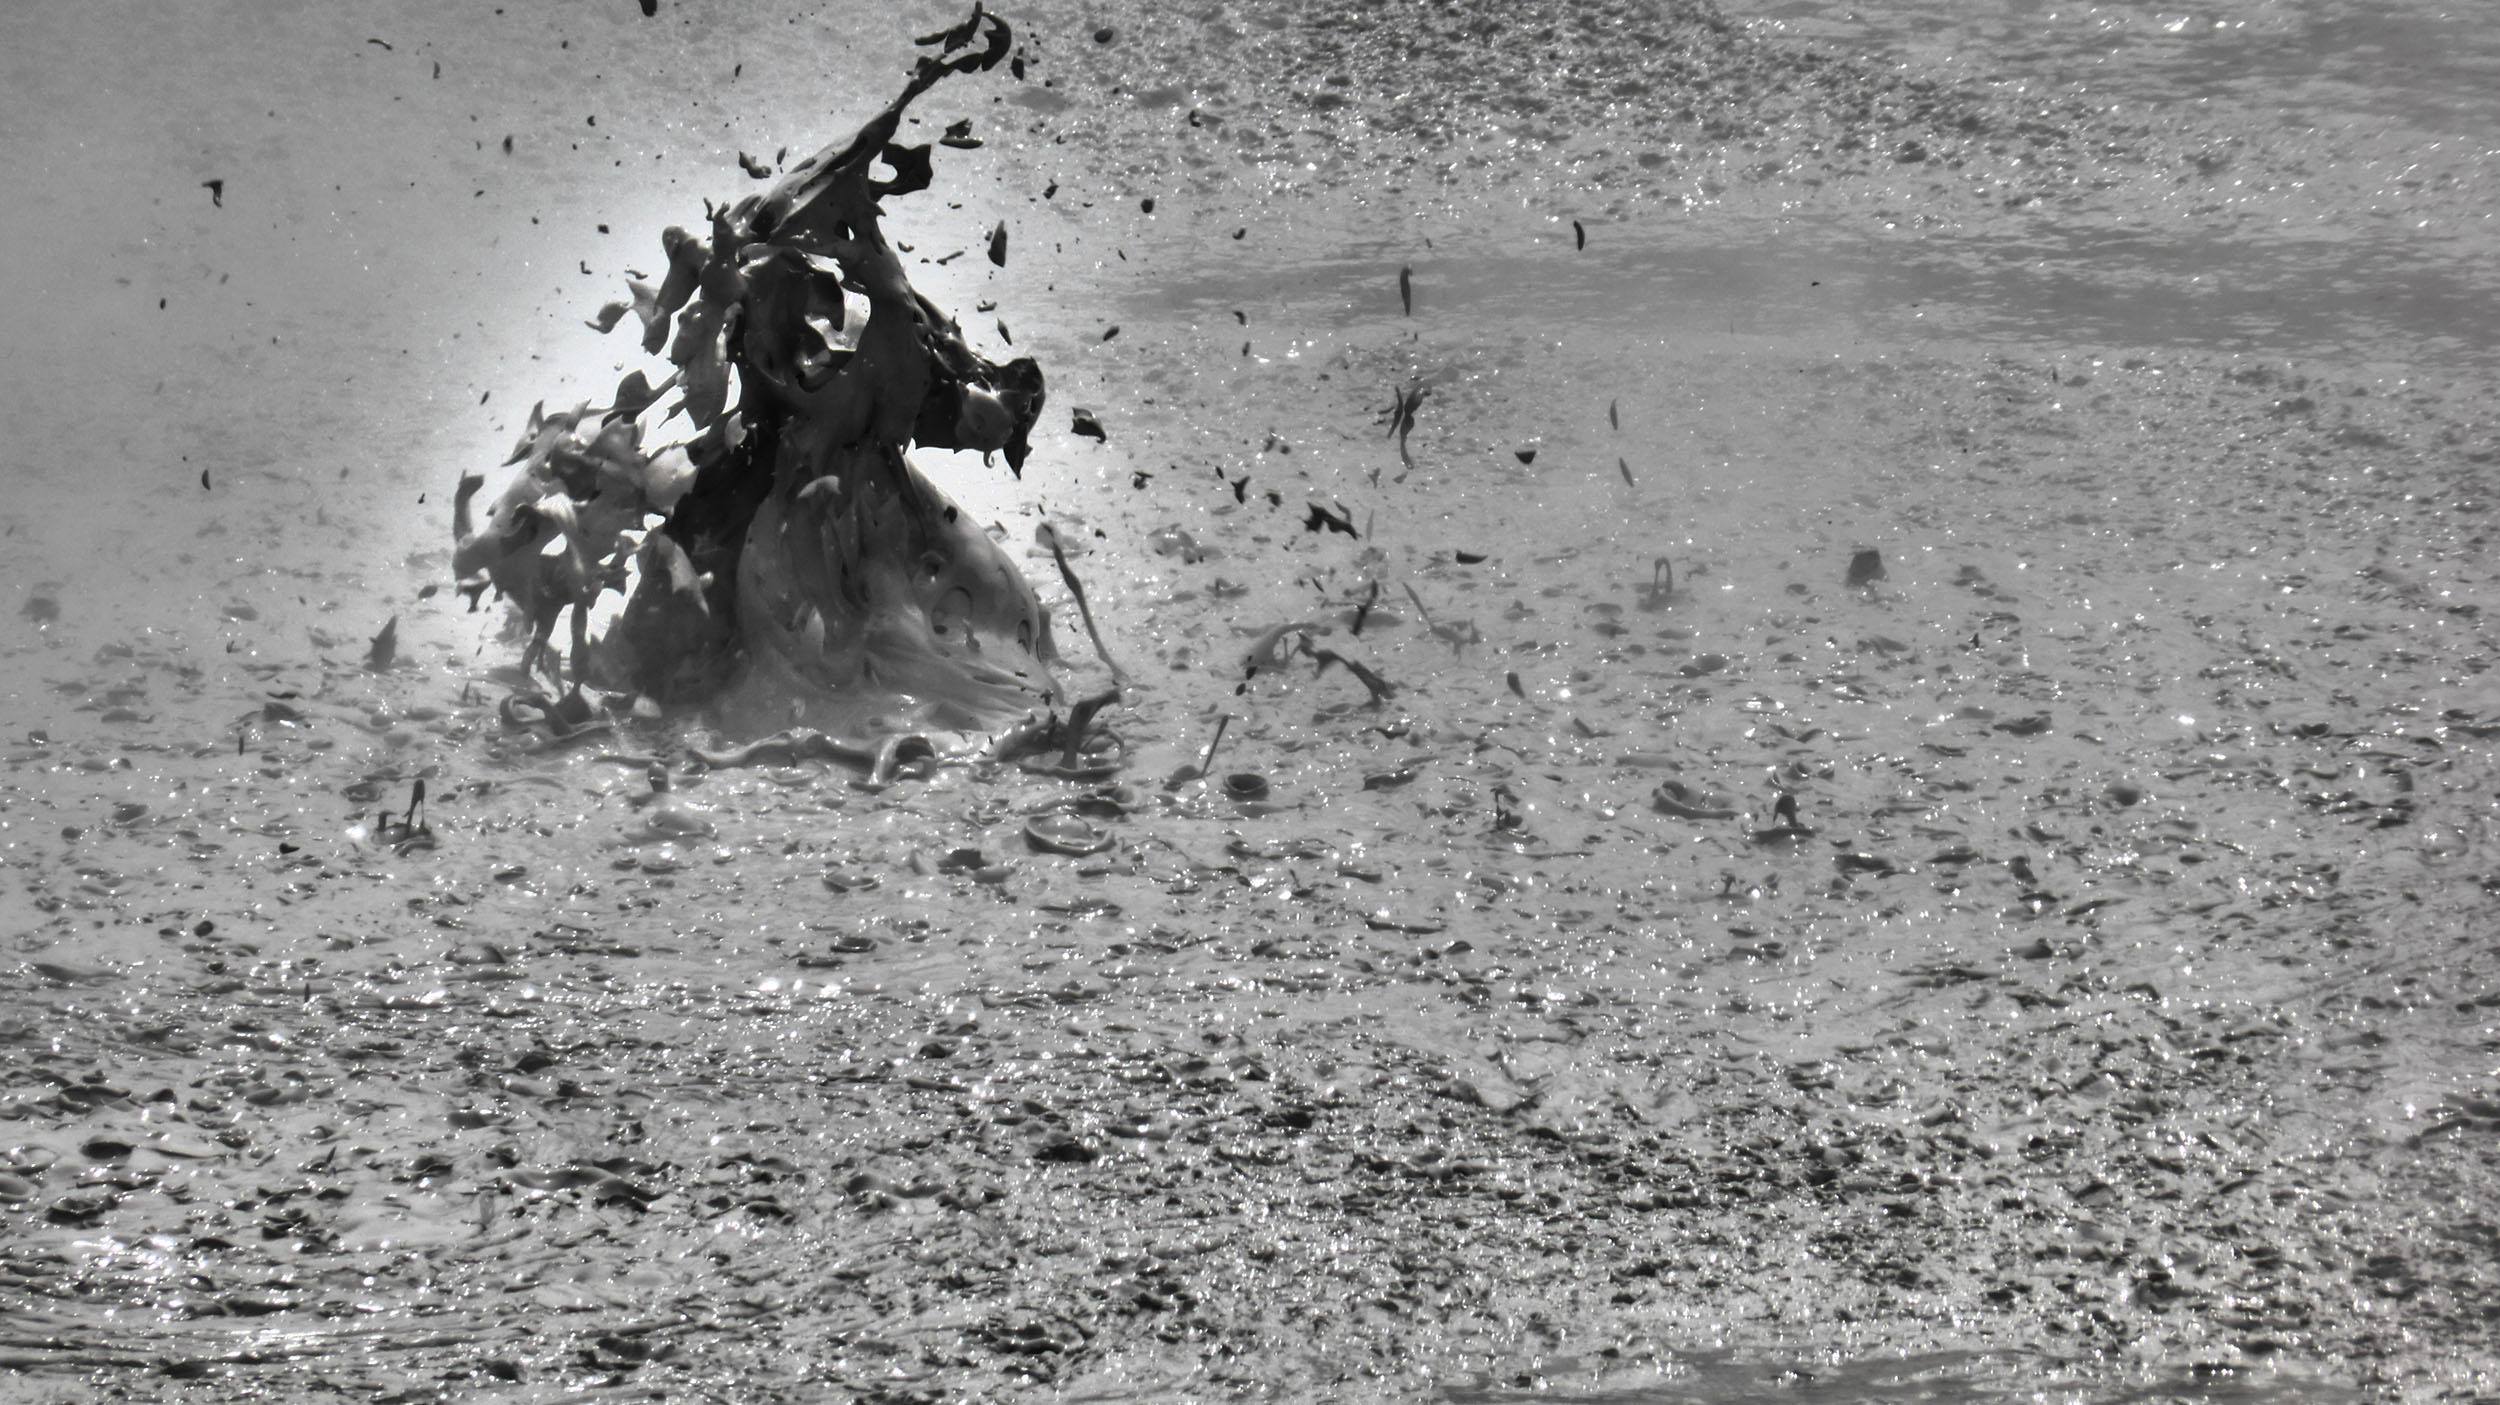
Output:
[{"xmin": 3, "ymin": 1, "xmax": 2497, "ymax": 1402}]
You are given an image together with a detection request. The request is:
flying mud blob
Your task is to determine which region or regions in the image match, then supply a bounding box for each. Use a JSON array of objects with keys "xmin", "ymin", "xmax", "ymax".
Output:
[{"xmin": 454, "ymin": 6, "xmax": 1089, "ymax": 755}]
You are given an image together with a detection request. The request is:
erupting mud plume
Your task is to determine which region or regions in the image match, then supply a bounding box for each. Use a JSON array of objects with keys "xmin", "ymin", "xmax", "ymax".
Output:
[{"xmin": 452, "ymin": 4, "xmax": 1057, "ymax": 739}]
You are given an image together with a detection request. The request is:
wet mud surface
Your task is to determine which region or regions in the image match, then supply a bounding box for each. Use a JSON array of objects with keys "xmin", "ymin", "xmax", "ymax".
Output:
[{"xmin": 4, "ymin": 1, "xmax": 2498, "ymax": 1401}]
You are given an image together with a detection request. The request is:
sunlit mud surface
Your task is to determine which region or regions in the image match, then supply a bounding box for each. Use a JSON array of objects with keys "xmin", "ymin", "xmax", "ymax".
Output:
[{"xmin": 3, "ymin": 1, "xmax": 2496, "ymax": 1402}]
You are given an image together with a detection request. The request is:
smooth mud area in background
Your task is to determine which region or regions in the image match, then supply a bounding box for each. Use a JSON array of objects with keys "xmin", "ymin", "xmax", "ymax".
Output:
[{"xmin": 2, "ymin": 1, "xmax": 2496, "ymax": 1402}]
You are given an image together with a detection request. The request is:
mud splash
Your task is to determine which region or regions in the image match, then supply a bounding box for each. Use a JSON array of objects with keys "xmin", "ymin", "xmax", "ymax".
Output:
[{"xmin": 452, "ymin": 5, "xmax": 1066, "ymax": 749}]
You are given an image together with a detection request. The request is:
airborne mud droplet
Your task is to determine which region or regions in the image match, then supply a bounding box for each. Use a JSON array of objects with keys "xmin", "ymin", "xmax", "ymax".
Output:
[{"xmin": 1303, "ymin": 502, "xmax": 1357, "ymax": 537}]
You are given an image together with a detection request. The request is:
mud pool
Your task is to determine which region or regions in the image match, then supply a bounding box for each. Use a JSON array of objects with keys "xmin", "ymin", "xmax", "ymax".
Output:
[{"xmin": 2, "ymin": 1, "xmax": 2497, "ymax": 1401}]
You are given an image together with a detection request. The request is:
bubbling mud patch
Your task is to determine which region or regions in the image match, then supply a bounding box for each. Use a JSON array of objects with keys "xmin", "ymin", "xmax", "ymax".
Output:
[{"xmin": 8, "ymin": 1, "xmax": 2500, "ymax": 1400}]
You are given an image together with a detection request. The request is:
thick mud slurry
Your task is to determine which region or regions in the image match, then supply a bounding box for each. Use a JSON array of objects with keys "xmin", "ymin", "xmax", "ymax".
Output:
[{"xmin": 3, "ymin": 1, "xmax": 2498, "ymax": 1402}]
